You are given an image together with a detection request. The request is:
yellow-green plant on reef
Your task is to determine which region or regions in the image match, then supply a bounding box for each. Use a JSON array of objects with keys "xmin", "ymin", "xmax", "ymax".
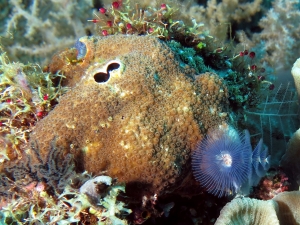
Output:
[
  {"xmin": 0, "ymin": 173, "xmax": 131, "ymax": 224},
  {"xmin": 89, "ymin": 0, "xmax": 210, "ymax": 46},
  {"xmin": 0, "ymin": 52, "xmax": 68, "ymax": 163}
]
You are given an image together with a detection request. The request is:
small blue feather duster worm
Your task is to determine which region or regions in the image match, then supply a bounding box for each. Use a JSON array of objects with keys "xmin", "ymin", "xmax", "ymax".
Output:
[
  {"xmin": 192, "ymin": 124, "xmax": 270, "ymax": 197},
  {"xmin": 251, "ymin": 138, "xmax": 270, "ymax": 185},
  {"xmin": 74, "ymin": 39, "xmax": 87, "ymax": 60}
]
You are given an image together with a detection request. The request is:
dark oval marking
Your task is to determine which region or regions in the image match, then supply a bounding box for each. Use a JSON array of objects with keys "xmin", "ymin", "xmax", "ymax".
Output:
[
  {"xmin": 93, "ymin": 62, "xmax": 121, "ymax": 83},
  {"xmin": 94, "ymin": 72, "xmax": 110, "ymax": 83},
  {"xmin": 107, "ymin": 63, "xmax": 120, "ymax": 72}
]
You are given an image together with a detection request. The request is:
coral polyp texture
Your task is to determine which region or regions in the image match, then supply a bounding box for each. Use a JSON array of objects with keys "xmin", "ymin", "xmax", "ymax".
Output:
[
  {"xmin": 192, "ymin": 125, "xmax": 270, "ymax": 197},
  {"xmin": 28, "ymin": 35, "xmax": 229, "ymax": 196}
]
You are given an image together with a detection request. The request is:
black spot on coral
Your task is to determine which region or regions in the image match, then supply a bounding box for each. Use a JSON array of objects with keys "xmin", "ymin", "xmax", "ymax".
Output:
[
  {"xmin": 94, "ymin": 72, "xmax": 110, "ymax": 83},
  {"xmin": 107, "ymin": 62, "xmax": 120, "ymax": 72},
  {"xmin": 94, "ymin": 62, "xmax": 120, "ymax": 83}
]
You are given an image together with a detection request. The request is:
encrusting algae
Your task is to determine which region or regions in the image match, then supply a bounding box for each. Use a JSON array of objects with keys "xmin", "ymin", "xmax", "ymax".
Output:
[
  {"xmin": 29, "ymin": 35, "xmax": 229, "ymax": 196},
  {"xmin": 0, "ymin": 52, "xmax": 67, "ymax": 165}
]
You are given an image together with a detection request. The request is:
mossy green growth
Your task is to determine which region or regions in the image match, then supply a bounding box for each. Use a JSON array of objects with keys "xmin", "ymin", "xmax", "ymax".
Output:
[
  {"xmin": 223, "ymin": 69, "xmax": 261, "ymax": 111},
  {"xmin": 167, "ymin": 40, "xmax": 212, "ymax": 74},
  {"xmin": 196, "ymin": 42, "xmax": 206, "ymax": 49},
  {"xmin": 0, "ymin": 52, "xmax": 68, "ymax": 162}
]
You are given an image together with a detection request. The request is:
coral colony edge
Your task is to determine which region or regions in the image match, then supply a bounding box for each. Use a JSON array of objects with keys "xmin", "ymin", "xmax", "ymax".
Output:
[{"xmin": 0, "ymin": 0, "xmax": 300, "ymax": 224}]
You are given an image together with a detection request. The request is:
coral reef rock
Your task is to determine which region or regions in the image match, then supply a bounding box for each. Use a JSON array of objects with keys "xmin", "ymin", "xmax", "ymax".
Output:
[
  {"xmin": 273, "ymin": 191, "xmax": 300, "ymax": 224},
  {"xmin": 291, "ymin": 58, "xmax": 300, "ymax": 100},
  {"xmin": 215, "ymin": 197, "xmax": 280, "ymax": 225},
  {"xmin": 281, "ymin": 128, "xmax": 300, "ymax": 187},
  {"xmin": 29, "ymin": 35, "xmax": 228, "ymax": 196},
  {"xmin": 216, "ymin": 191, "xmax": 300, "ymax": 225}
]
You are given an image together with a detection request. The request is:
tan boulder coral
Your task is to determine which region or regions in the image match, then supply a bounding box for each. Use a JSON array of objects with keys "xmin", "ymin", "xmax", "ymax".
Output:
[
  {"xmin": 281, "ymin": 128, "xmax": 300, "ymax": 187},
  {"xmin": 291, "ymin": 58, "xmax": 300, "ymax": 100},
  {"xmin": 215, "ymin": 197, "xmax": 280, "ymax": 225},
  {"xmin": 29, "ymin": 35, "xmax": 228, "ymax": 195},
  {"xmin": 215, "ymin": 191, "xmax": 300, "ymax": 225},
  {"xmin": 273, "ymin": 191, "xmax": 300, "ymax": 224}
]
